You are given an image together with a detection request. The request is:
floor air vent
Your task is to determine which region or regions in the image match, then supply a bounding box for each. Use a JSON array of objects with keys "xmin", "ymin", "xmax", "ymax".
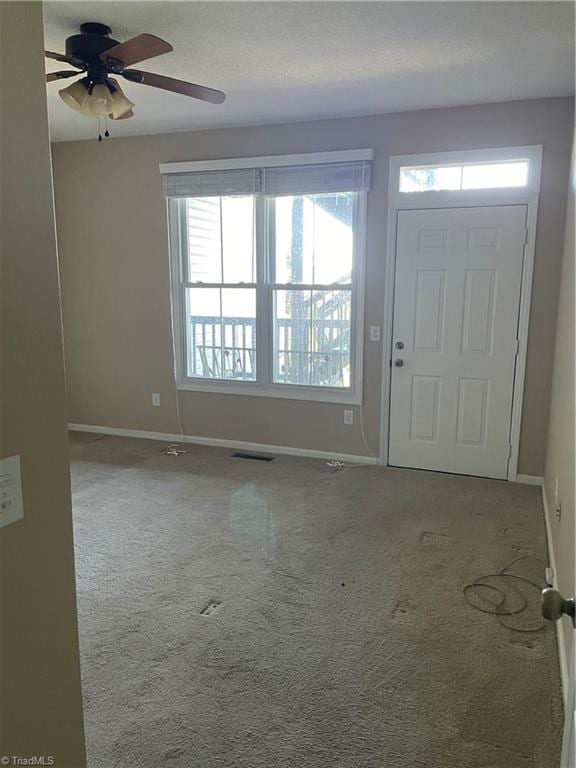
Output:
[{"xmin": 232, "ymin": 452, "xmax": 275, "ymax": 462}]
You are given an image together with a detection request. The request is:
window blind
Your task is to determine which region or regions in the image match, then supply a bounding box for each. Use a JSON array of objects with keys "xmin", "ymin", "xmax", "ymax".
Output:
[
  {"xmin": 163, "ymin": 168, "xmax": 260, "ymax": 198},
  {"xmin": 261, "ymin": 161, "xmax": 371, "ymax": 196},
  {"xmin": 162, "ymin": 158, "xmax": 372, "ymax": 198}
]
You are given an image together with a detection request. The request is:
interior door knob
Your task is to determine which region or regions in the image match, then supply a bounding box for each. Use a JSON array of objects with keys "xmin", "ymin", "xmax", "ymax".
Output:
[
  {"xmin": 541, "ymin": 587, "xmax": 576, "ymax": 627},
  {"xmin": 395, "ymin": 359, "xmax": 404, "ymax": 367}
]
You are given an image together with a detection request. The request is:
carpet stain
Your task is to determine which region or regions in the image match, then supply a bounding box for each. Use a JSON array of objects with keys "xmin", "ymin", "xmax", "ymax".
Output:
[
  {"xmin": 501, "ymin": 525, "xmax": 529, "ymax": 539},
  {"xmin": 509, "ymin": 637, "xmax": 544, "ymax": 656},
  {"xmin": 200, "ymin": 599, "xmax": 222, "ymax": 616},
  {"xmin": 511, "ymin": 543, "xmax": 535, "ymax": 557},
  {"xmin": 164, "ymin": 747, "xmax": 187, "ymax": 761},
  {"xmin": 391, "ymin": 600, "xmax": 416, "ymax": 622},
  {"xmin": 420, "ymin": 530, "xmax": 452, "ymax": 544}
]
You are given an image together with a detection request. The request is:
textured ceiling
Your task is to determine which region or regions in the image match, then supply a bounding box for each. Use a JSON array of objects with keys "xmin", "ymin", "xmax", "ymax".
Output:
[{"xmin": 43, "ymin": 1, "xmax": 575, "ymax": 142}]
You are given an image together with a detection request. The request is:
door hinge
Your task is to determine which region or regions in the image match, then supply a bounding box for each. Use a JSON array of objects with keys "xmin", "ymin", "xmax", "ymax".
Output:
[
  {"xmin": 515, "ymin": 339, "xmax": 520, "ymax": 356},
  {"xmin": 523, "ymin": 228, "xmax": 529, "ymax": 246},
  {"xmin": 508, "ymin": 443, "xmax": 513, "ymax": 459}
]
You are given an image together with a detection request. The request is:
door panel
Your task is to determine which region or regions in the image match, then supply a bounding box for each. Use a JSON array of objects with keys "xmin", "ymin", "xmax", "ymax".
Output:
[
  {"xmin": 389, "ymin": 206, "xmax": 527, "ymax": 479},
  {"xmin": 410, "ymin": 376, "xmax": 441, "ymax": 441},
  {"xmin": 414, "ymin": 270, "xmax": 446, "ymax": 352},
  {"xmin": 456, "ymin": 378, "xmax": 489, "ymax": 447},
  {"xmin": 461, "ymin": 269, "xmax": 496, "ymax": 353}
]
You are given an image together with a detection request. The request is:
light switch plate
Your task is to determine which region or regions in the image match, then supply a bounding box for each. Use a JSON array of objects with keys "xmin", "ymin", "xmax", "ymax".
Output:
[
  {"xmin": 343, "ymin": 409, "xmax": 354, "ymax": 425},
  {"xmin": 369, "ymin": 325, "xmax": 381, "ymax": 342},
  {"xmin": 152, "ymin": 393, "xmax": 161, "ymax": 407},
  {"xmin": 0, "ymin": 455, "xmax": 24, "ymax": 528}
]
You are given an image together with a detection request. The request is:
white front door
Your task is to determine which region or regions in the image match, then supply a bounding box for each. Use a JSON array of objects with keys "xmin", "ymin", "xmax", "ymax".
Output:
[{"xmin": 388, "ymin": 205, "xmax": 527, "ymax": 480}]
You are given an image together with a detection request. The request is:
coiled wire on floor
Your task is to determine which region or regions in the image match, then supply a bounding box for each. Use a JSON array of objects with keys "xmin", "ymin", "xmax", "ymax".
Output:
[{"xmin": 463, "ymin": 555, "xmax": 548, "ymax": 633}]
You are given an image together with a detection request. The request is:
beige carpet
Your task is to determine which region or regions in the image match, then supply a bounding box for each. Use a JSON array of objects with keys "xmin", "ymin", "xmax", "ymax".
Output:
[{"xmin": 69, "ymin": 432, "xmax": 563, "ymax": 768}]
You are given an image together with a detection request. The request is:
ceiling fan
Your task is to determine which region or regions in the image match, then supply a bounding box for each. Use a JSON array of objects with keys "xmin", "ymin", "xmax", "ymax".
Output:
[{"xmin": 46, "ymin": 22, "xmax": 225, "ymax": 135}]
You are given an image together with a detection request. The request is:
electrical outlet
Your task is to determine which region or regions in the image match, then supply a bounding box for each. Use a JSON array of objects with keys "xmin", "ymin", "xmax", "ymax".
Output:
[
  {"xmin": 343, "ymin": 409, "xmax": 354, "ymax": 425},
  {"xmin": 152, "ymin": 393, "xmax": 161, "ymax": 407},
  {"xmin": 369, "ymin": 325, "xmax": 381, "ymax": 342},
  {"xmin": 554, "ymin": 476, "xmax": 561, "ymax": 520}
]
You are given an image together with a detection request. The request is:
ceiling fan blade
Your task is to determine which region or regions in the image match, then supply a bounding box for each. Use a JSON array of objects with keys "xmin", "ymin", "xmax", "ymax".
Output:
[
  {"xmin": 123, "ymin": 70, "xmax": 226, "ymax": 104},
  {"xmin": 45, "ymin": 50, "xmax": 76, "ymax": 65},
  {"xmin": 110, "ymin": 109, "xmax": 134, "ymax": 120},
  {"xmin": 100, "ymin": 34, "xmax": 172, "ymax": 67},
  {"xmin": 46, "ymin": 71, "xmax": 78, "ymax": 83}
]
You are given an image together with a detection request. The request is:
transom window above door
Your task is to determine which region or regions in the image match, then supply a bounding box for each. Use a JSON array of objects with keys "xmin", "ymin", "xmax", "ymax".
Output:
[
  {"xmin": 392, "ymin": 145, "xmax": 542, "ymax": 201},
  {"xmin": 399, "ymin": 160, "xmax": 529, "ymax": 192},
  {"xmin": 162, "ymin": 150, "xmax": 372, "ymax": 403}
]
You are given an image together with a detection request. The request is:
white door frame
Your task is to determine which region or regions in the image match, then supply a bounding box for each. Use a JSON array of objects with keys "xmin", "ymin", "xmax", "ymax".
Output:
[{"xmin": 379, "ymin": 146, "xmax": 543, "ymax": 481}]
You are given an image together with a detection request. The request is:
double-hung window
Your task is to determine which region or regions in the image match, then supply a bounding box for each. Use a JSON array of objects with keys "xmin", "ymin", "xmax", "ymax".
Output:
[{"xmin": 163, "ymin": 151, "xmax": 372, "ymax": 403}]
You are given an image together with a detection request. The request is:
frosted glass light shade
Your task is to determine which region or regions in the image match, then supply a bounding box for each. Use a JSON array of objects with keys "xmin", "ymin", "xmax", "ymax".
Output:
[
  {"xmin": 59, "ymin": 80, "xmax": 90, "ymax": 114},
  {"xmin": 86, "ymin": 84, "xmax": 114, "ymax": 117},
  {"xmin": 60, "ymin": 79, "xmax": 136, "ymax": 121},
  {"xmin": 107, "ymin": 80, "xmax": 135, "ymax": 119}
]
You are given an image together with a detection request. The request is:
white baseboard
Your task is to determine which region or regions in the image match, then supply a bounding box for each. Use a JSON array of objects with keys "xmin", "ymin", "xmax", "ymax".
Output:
[
  {"xmin": 67, "ymin": 423, "xmax": 378, "ymax": 466},
  {"xmin": 515, "ymin": 474, "xmax": 544, "ymax": 486},
  {"xmin": 541, "ymin": 481, "xmax": 569, "ymax": 705}
]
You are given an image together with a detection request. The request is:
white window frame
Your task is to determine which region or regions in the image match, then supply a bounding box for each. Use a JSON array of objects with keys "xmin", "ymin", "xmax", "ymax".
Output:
[
  {"xmin": 166, "ymin": 150, "xmax": 370, "ymax": 405},
  {"xmin": 379, "ymin": 145, "xmax": 543, "ymax": 481}
]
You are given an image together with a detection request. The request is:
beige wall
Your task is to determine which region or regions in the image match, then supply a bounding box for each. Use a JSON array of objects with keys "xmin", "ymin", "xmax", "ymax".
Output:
[
  {"xmin": 544, "ymin": 128, "xmax": 575, "ymax": 662},
  {"xmin": 0, "ymin": 3, "xmax": 86, "ymax": 766},
  {"xmin": 52, "ymin": 98, "xmax": 574, "ymax": 475}
]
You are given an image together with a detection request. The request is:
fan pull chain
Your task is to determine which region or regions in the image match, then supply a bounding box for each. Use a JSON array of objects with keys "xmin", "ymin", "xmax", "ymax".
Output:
[{"xmin": 97, "ymin": 116, "xmax": 111, "ymax": 142}]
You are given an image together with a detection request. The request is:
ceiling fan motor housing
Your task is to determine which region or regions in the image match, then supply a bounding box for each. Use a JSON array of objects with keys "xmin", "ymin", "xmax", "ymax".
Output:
[{"xmin": 65, "ymin": 22, "xmax": 119, "ymax": 65}]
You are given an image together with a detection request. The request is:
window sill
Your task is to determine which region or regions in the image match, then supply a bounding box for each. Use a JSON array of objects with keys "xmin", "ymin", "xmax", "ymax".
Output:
[{"xmin": 176, "ymin": 380, "xmax": 362, "ymax": 405}]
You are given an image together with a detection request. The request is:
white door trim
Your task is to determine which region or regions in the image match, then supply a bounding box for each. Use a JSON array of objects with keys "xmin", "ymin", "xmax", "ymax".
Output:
[{"xmin": 379, "ymin": 146, "xmax": 543, "ymax": 481}]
